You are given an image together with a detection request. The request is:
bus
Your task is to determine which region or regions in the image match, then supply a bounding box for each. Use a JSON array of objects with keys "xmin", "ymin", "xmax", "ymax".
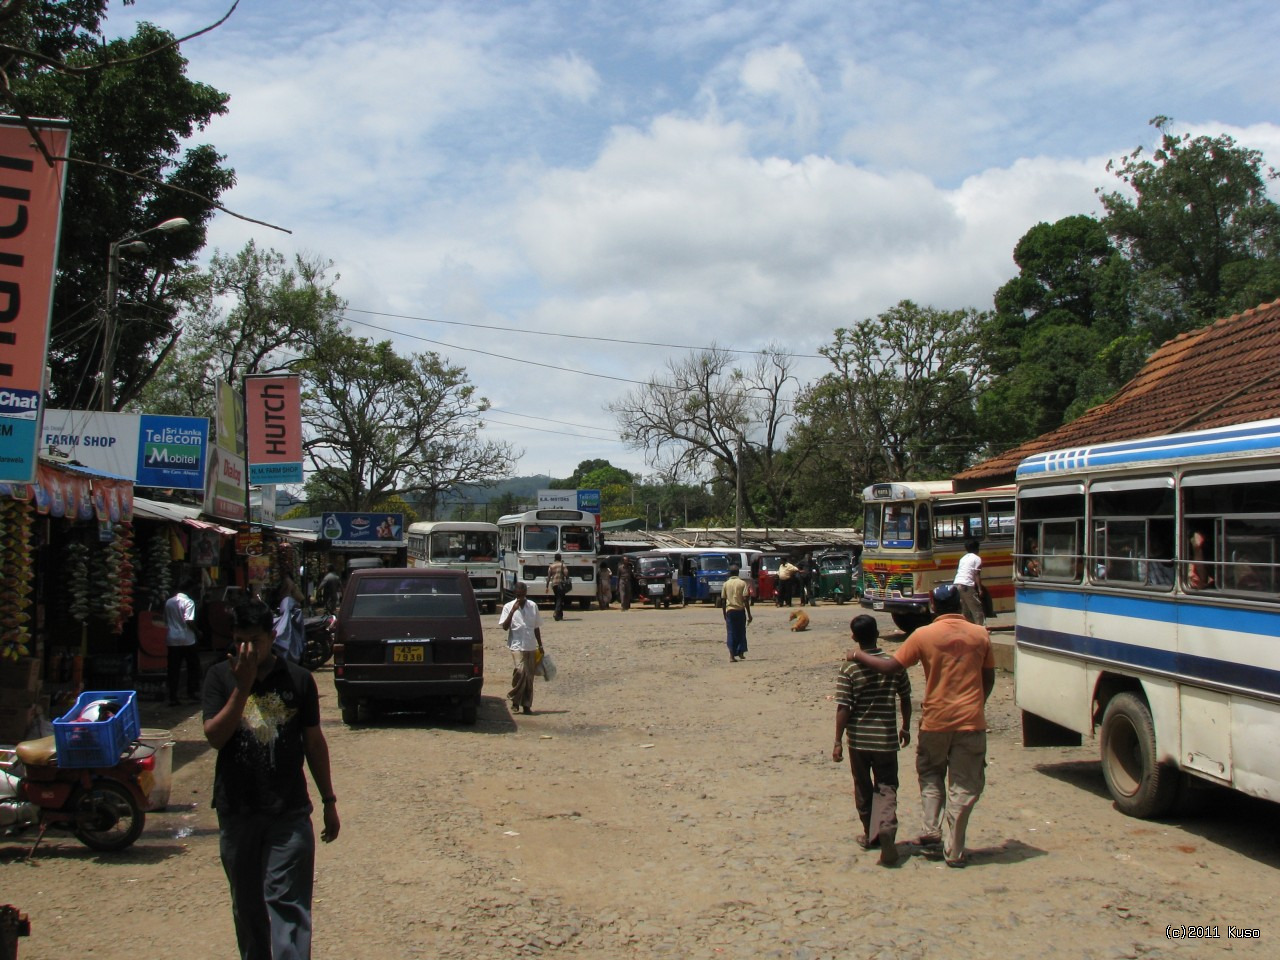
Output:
[
  {"xmin": 497, "ymin": 509, "xmax": 599, "ymax": 608},
  {"xmin": 858, "ymin": 480, "xmax": 1015, "ymax": 633},
  {"xmin": 1014, "ymin": 418, "xmax": 1280, "ymax": 818},
  {"xmin": 405, "ymin": 521, "xmax": 502, "ymax": 613}
]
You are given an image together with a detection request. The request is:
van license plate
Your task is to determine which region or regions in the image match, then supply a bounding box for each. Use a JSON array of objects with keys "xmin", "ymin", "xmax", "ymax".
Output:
[
  {"xmin": 872, "ymin": 602, "xmax": 884, "ymax": 611},
  {"xmin": 392, "ymin": 646, "xmax": 424, "ymax": 663}
]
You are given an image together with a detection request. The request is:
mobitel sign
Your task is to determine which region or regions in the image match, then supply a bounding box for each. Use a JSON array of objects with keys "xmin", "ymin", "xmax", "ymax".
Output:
[
  {"xmin": 39, "ymin": 410, "xmax": 208, "ymax": 489},
  {"xmin": 245, "ymin": 374, "xmax": 303, "ymax": 484}
]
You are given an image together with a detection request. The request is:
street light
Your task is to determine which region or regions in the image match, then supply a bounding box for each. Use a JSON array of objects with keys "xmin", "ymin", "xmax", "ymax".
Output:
[{"xmin": 100, "ymin": 217, "xmax": 190, "ymax": 410}]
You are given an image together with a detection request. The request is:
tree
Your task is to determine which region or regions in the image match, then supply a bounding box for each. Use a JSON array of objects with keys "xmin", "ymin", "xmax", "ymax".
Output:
[
  {"xmin": 609, "ymin": 347, "xmax": 803, "ymax": 526},
  {"xmin": 976, "ymin": 216, "xmax": 1137, "ymax": 451},
  {"xmin": 808, "ymin": 301, "xmax": 988, "ymax": 483},
  {"xmin": 131, "ymin": 243, "xmax": 345, "ymax": 416},
  {"xmin": 3, "ymin": 11, "xmax": 236, "ymax": 406},
  {"xmin": 300, "ymin": 330, "xmax": 517, "ymax": 515},
  {"xmin": 1100, "ymin": 116, "xmax": 1280, "ymax": 342}
]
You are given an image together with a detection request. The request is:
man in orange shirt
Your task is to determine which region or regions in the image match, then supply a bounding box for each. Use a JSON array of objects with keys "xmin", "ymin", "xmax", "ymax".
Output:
[{"xmin": 844, "ymin": 583, "xmax": 994, "ymax": 868}]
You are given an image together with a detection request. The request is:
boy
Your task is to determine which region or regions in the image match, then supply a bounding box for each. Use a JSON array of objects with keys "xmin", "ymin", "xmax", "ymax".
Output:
[{"xmin": 832, "ymin": 615, "xmax": 911, "ymax": 865}]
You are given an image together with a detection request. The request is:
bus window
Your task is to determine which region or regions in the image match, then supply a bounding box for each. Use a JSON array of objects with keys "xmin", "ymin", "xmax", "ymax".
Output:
[
  {"xmin": 1088, "ymin": 481, "xmax": 1174, "ymax": 588},
  {"xmin": 934, "ymin": 500, "xmax": 980, "ymax": 542},
  {"xmin": 882, "ymin": 505, "xmax": 915, "ymax": 546},
  {"xmin": 1018, "ymin": 488, "xmax": 1084, "ymax": 583},
  {"xmin": 864, "ymin": 504, "xmax": 883, "ymax": 544},
  {"xmin": 521, "ymin": 524, "xmax": 559, "ymax": 552},
  {"xmin": 560, "ymin": 525, "xmax": 595, "ymax": 552},
  {"xmin": 916, "ymin": 504, "xmax": 931, "ymax": 550},
  {"xmin": 986, "ymin": 499, "xmax": 1015, "ymax": 540},
  {"xmin": 1184, "ymin": 476, "xmax": 1280, "ymax": 596}
]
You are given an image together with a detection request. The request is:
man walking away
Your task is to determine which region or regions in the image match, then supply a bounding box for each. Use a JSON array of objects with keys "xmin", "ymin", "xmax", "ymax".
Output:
[
  {"xmin": 499, "ymin": 582, "xmax": 543, "ymax": 715},
  {"xmin": 777, "ymin": 559, "xmax": 799, "ymax": 607},
  {"xmin": 203, "ymin": 598, "xmax": 340, "ymax": 960},
  {"xmin": 832, "ymin": 615, "xmax": 911, "ymax": 865},
  {"xmin": 721, "ymin": 565, "xmax": 752, "ymax": 662},
  {"xmin": 546, "ymin": 553, "xmax": 570, "ymax": 621},
  {"xmin": 165, "ymin": 578, "xmax": 202, "ymax": 706},
  {"xmin": 954, "ymin": 539, "xmax": 985, "ymax": 625},
  {"xmin": 845, "ymin": 584, "xmax": 994, "ymax": 868}
]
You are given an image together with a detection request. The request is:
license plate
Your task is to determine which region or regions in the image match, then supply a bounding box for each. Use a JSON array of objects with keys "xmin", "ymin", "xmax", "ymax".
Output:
[
  {"xmin": 710, "ymin": 582, "xmax": 723, "ymax": 593},
  {"xmin": 392, "ymin": 646, "xmax": 424, "ymax": 663},
  {"xmin": 872, "ymin": 602, "xmax": 885, "ymax": 611},
  {"xmin": 647, "ymin": 584, "xmax": 665, "ymax": 595}
]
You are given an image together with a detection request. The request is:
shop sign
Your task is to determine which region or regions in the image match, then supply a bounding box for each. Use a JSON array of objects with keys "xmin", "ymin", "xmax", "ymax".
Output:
[
  {"xmin": 245, "ymin": 374, "xmax": 302, "ymax": 484},
  {"xmin": 38, "ymin": 410, "xmax": 208, "ymax": 489},
  {"xmin": 0, "ymin": 118, "xmax": 71, "ymax": 483},
  {"xmin": 320, "ymin": 511, "xmax": 404, "ymax": 547}
]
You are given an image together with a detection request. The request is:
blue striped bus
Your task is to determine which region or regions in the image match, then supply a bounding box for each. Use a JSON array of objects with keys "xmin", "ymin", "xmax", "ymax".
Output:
[{"xmin": 1015, "ymin": 418, "xmax": 1280, "ymax": 817}]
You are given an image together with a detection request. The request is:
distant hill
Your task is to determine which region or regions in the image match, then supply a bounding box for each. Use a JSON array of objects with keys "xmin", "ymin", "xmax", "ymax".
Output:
[{"xmin": 449, "ymin": 475, "xmax": 552, "ymax": 505}]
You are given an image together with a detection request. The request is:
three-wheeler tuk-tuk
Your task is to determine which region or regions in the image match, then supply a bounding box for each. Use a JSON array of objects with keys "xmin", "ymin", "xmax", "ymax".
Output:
[
  {"xmin": 627, "ymin": 551, "xmax": 678, "ymax": 608},
  {"xmin": 675, "ymin": 552, "xmax": 732, "ymax": 605},
  {"xmin": 815, "ymin": 550, "xmax": 859, "ymax": 604},
  {"xmin": 753, "ymin": 552, "xmax": 792, "ymax": 604}
]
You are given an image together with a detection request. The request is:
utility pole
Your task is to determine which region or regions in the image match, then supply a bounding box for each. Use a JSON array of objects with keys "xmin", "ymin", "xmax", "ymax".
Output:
[{"xmin": 735, "ymin": 430, "xmax": 743, "ymax": 548}]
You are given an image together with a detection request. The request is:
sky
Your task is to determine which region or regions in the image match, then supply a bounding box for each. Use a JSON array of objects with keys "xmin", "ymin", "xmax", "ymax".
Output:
[{"xmin": 109, "ymin": 0, "xmax": 1280, "ymax": 485}]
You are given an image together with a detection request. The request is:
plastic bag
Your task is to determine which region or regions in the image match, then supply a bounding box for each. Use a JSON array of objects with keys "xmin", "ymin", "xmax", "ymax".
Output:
[{"xmin": 537, "ymin": 650, "xmax": 557, "ymax": 681}]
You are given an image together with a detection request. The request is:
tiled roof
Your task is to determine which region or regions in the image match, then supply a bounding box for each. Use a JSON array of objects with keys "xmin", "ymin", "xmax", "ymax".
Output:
[{"xmin": 955, "ymin": 298, "xmax": 1280, "ymax": 489}]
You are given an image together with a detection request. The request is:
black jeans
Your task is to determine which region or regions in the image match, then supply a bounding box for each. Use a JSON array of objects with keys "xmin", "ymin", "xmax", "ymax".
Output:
[
  {"xmin": 552, "ymin": 585, "xmax": 567, "ymax": 620},
  {"xmin": 167, "ymin": 644, "xmax": 201, "ymax": 701},
  {"xmin": 849, "ymin": 747, "xmax": 899, "ymax": 837}
]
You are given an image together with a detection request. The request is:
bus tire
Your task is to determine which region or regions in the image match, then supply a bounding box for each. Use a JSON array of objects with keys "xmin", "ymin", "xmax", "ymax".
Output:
[
  {"xmin": 891, "ymin": 611, "xmax": 931, "ymax": 635},
  {"xmin": 1099, "ymin": 692, "xmax": 1179, "ymax": 819}
]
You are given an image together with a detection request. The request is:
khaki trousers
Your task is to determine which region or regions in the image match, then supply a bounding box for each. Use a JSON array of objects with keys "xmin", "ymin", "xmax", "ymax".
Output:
[
  {"xmin": 916, "ymin": 729, "xmax": 986, "ymax": 862},
  {"xmin": 508, "ymin": 649, "xmax": 538, "ymax": 709}
]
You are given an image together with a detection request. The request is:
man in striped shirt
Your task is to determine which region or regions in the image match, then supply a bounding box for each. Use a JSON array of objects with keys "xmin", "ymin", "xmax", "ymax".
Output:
[{"xmin": 833, "ymin": 615, "xmax": 911, "ymax": 865}]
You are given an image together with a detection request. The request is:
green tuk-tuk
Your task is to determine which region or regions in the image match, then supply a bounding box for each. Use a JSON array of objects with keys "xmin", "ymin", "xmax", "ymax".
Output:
[{"xmin": 816, "ymin": 550, "xmax": 859, "ymax": 604}]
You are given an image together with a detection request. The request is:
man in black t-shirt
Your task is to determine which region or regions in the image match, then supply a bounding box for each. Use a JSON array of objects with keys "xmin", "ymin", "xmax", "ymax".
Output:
[{"xmin": 203, "ymin": 598, "xmax": 340, "ymax": 960}]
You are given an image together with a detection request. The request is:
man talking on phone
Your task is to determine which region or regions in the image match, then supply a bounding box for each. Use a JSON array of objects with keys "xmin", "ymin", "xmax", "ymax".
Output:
[{"xmin": 204, "ymin": 598, "xmax": 340, "ymax": 960}]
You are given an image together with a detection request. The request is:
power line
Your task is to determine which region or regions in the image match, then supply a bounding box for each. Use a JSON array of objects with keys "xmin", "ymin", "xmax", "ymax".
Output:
[{"xmin": 344, "ymin": 307, "xmax": 826, "ymax": 360}]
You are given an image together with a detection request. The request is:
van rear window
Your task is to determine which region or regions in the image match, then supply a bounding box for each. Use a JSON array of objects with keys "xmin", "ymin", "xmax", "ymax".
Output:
[{"xmin": 350, "ymin": 577, "xmax": 469, "ymax": 619}]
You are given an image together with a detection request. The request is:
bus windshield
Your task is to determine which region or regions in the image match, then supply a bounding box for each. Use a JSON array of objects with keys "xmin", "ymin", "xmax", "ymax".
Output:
[
  {"xmin": 521, "ymin": 524, "xmax": 560, "ymax": 552},
  {"xmin": 429, "ymin": 530, "xmax": 497, "ymax": 562}
]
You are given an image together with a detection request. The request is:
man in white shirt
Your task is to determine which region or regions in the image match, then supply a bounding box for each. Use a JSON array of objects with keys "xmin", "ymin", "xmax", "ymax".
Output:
[
  {"xmin": 165, "ymin": 579, "xmax": 202, "ymax": 705},
  {"xmin": 498, "ymin": 582, "xmax": 543, "ymax": 715},
  {"xmin": 953, "ymin": 540, "xmax": 985, "ymax": 625}
]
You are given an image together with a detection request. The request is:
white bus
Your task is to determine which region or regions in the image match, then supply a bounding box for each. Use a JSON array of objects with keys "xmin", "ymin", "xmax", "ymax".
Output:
[
  {"xmin": 406, "ymin": 521, "xmax": 502, "ymax": 613},
  {"xmin": 1015, "ymin": 418, "xmax": 1280, "ymax": 818},
  {"xmin": 497, "ymin": 509, "xmax": 599, "ymax": 608}
]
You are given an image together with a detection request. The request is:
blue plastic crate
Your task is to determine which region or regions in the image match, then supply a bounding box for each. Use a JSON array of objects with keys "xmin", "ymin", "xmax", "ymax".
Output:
[{"xmin": 53, "ymin": 690, "xmax": 140, "ymax": 769}]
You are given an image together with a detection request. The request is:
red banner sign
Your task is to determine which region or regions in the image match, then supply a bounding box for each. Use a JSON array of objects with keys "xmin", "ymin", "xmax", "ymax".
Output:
[{"xmin": 244, "ymin": 374, "xmax": 303, "ymax": 484}]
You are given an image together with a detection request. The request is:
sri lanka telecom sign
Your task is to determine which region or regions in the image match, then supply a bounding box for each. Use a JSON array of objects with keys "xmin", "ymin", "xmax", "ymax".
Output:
[
  {"xmin": 39, "ymin": 411, "xmax": 208, "ymax": 489},
  {"xmin": 0, "ymin": 118, "xmax": 71, "ymax": 483},
  {"xmin": 245, "ymin": 374, "xmax": 303, "ymax": 484}
]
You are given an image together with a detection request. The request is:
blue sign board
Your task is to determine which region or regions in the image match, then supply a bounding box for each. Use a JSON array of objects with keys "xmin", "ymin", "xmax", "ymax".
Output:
[
  {"xmin": 321, "ymin": 511, "xmax": 405, "ymax": 548},
  {"xmin": 136, "ymin": 415, "xmax": 208, "ymax": 489},
  {"xmin": 577, "ymin": 489, "xmax": 601, "ymax": 514}
]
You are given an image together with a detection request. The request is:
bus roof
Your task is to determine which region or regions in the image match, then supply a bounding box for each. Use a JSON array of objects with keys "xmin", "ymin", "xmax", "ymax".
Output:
[
  {"xmin": 1016, "ymin": 417, "xmax": 1280, "ymax": 480},
  {"xmin": 862, "ymin": 480, "xmax": 1012, "ymax": 501},
  {"xmin": 407, "ymin": 521, "xmax": 498, "ymax": 532}
]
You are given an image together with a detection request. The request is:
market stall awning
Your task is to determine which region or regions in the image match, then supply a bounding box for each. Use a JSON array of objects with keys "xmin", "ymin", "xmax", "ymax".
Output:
[{"xmin": 132, "ymin": 496, "xmax": 238, "ymax": 535}]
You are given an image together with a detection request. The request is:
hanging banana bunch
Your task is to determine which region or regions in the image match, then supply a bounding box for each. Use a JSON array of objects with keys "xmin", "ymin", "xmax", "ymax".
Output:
[
  {"xmin": 143, "ymin": 528, "xmax": 172, "ymax": 610},
  {"xmin": 66, "ymin": 541, "xmax": 91, "ymax": 623},
  {"xmin": 113, "ymin": 522, "xmax": 136, "ymax": 632},
  {"xmin": 0, "ymin": 499, "xmax": 35, "ymax": 661}
]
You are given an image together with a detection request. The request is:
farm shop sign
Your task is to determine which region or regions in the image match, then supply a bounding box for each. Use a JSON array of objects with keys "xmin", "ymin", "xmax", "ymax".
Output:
[
  {"xmin": 320, "ymin": 511, "xmax": 405, "ymax": 548},
  {"xmin": 0, "ymin": 118, "xmax": 71, "ymax": 483},
  {"xmin": 38, "ymin": 411, "xmax": 209, "ymax": 490},
  {"xmin": 245, "ymin": 374, "xmax": 302, "ymax": 484}
]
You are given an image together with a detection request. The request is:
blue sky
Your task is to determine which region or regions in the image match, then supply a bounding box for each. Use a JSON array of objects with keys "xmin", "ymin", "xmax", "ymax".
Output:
[{"xmin": 112, "ymin": 1, "xmax": 1280, "ymax": 484}]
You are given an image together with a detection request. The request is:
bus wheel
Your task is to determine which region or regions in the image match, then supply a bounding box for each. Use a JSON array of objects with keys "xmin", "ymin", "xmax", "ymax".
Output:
[
  {"xmin": 891, "ymin": 611, "xmax": 930, "ymax": 635},
  {"xmin": 1099, "ymin": 693, "xmax": 1179, "ymax": 818}
]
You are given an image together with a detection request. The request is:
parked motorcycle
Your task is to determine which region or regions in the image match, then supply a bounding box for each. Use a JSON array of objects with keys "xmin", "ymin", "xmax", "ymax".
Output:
[
  {"xmin": 1, "ymin": 736, "xmax": 155, "ymax": 855},
  {"xmin": 300, "ymin": 613, "xmax": 335, "ymax": 671}
]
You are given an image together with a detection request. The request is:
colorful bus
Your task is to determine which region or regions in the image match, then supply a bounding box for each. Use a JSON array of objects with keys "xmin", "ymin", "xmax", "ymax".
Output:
[
  {"xmin": 1015, "ymin": 418, "xmax": 1280, "ymax": 818},
  {"xmin": 858, "ymin": 481, "xmax": 1015, "ymax": 633},
  {"xmin": 496, "ymin": 508, "xmax": 599, "ymax": 608},
  {"xmin": 405, "ymin": 521, "xmax": 502, "ymax": 613}
]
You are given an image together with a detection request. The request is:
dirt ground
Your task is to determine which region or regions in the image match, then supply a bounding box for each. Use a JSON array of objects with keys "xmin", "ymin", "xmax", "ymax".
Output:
[{"xmin": 4, "ymin": 599, "xmax": 1279, "ymax": 959}]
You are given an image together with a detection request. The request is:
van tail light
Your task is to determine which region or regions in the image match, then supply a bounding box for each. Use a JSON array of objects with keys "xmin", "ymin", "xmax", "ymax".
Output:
[{"xmin": 472, "ymin": 642, "xmax": 483, "ymax": 676}]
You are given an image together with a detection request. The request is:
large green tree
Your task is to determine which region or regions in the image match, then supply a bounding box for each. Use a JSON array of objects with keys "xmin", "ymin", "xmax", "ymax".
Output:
[
  {"xmin": 301, "ymin": 330, "xmax": 516, "ymax": 516},
  {"xmin": 1100, "ymin": 116, "xmax": 1280, "ymax": 343},
  {"xmin": 2, "ymin": 6, "xmax": 234, "ymax": 406},
  {"xmin": 976, "ymin": 215, "xmax": 1139, "ymax": 451},
  {"xmin": 806, "ymin": 301, "xmax": 988, "ymax": 484}
]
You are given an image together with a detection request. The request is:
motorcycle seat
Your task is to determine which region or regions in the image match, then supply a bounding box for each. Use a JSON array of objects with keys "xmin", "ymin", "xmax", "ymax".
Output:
[{"xmin": 15, "ymin": 735, "xmax": 58, "ymax": 767}]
